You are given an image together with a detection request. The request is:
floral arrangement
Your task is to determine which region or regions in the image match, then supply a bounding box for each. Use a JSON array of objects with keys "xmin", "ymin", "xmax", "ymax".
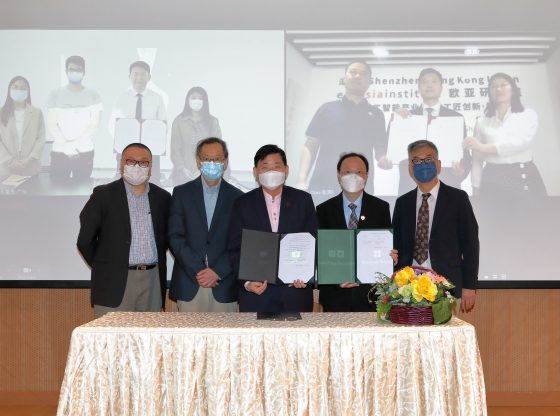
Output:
[{"xmin": 371, "ymin": 266, "xmax": 457, "ymax": 325}]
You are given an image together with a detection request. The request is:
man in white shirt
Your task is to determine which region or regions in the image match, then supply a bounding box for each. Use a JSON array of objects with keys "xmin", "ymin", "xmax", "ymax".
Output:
[{"xmin": 109, "ymin": 61, "xmax": 167, "ymax": 182}]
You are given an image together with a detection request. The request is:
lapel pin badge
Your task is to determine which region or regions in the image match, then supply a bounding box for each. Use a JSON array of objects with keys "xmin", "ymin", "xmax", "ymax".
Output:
[{"xmin": 360, "ymin": 215, "xmax": 366, "ymax": 221}]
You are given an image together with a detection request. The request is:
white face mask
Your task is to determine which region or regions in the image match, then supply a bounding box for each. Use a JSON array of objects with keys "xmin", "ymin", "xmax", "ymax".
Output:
[
  {"xmin": 340, "ymin": 173, "xmax": 366, "ymax": 193},
  {"xmin": 67, "ymin": 71, "xmax": 84, "ymax": 84},
  {"xmin": 10, "ymin": 88, "xmax": 28, "ymax": 103},
  {"xmin": 258, "ymin": 170, "xmax": 286, "ymax": 191},
  {"xmin": 123, "ymin": 164, "xmax": 149, "ymax": 186},
  {"xmin": 189, "ymin": 98, "xmax": 204, "ymax": 112}
]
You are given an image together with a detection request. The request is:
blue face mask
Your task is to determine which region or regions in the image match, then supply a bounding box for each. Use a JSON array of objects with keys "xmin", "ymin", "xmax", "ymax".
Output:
[
  {"xmin": 413, "ymin": 162, "xmax": 437, "ymax": 183},
  {"xmin": 200, "ymin": 161, "xmax": 224, "ymax": 181}
]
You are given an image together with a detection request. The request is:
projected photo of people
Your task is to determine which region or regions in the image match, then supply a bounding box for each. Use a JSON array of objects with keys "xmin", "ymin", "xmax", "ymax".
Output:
[
  {"xmin": 390, "ymin": 67, "xmax": 470, "ymax": 195},
  {"xmin": 0, "ymin": 76, "xmax": 45, "ymax": 183},
  {"xmin": 170, "ymin": 86, "xmax": 221, "ymax": 186},
  {"xmin": 46, "ymin": 55, "xmax": 103, "ymax": 186},
  {"xmin": 295, "ymin": 61, "xmax": 391, "ymax": 201},
  {"xmin": 465, "ymin": 72, "xmax": 547, "ymax": 198}
]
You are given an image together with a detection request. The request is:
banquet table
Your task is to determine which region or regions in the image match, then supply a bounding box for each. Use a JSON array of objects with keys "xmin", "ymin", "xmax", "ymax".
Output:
[{"xmin": 57, "ymin": 312, "xmax": 486, "ymax": 416}]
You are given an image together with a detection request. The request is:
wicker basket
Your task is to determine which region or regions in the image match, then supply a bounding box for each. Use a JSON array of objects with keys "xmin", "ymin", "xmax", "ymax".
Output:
[{"xmin": 389, "ymin": 305, "xmax": 434, "ymax": 325}]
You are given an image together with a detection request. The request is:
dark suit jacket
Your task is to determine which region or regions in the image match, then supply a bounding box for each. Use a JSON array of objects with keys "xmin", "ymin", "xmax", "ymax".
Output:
[
  {"xmin": 228, "ymin": 185, "xmax": 318, "ymax": 312},
  {"xmin": 168, "ymin": 177, "xmax": 243, "ymax": 303},
  {"xmin": 392, "ymin": 181, "xmax": 479, "ymax": 297},
  {"xmin": 317, "ymin": 192, "xmax": 392, "ymax": 311},
  {"xmin": 77, "ymin": 179, "xmax": 171, "ymax": 307}
]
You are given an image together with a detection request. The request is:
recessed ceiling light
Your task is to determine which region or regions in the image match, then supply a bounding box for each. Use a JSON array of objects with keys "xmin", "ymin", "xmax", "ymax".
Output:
[
  {"xmin": 464, "ymin": 47, "xmax": 480, "ymax": 56},
  {"xmin": 372, "ymin": 46, "xmax": 389, "ymax": 57}
]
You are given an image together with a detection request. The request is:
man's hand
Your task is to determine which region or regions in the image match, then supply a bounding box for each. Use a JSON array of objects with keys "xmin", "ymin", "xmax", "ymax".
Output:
[
  {"xmin": 289, "ymin": 279, "xmax": 308, "ymax": 289},
  {"xmin": 395, "ymin": 108, "xmax": 411, "ymax": 119},
  {"xmin": 196, "ymin": 268, "xmax": 220, "ymax": 288},
  {"xmin": 339, "ymin": 282, "xmax": 360, "ymax": 288},
  {"xmin": 451, "ymin": 160, "xmax": 465, "ymax": 176},
  {"xmin": 460, "ymin": 289, "xmax": 476, "ymax": 313},
  {"xmin": 390, "ymin": 249, "xmax": 398, "ymax": 265},
  {"xmin": 246, "ymin": 281, "xmax": 267, "ymax": 295},
  {"xmin": 377, "ymin": 155, "xmax": 393, "ymax": 170}
]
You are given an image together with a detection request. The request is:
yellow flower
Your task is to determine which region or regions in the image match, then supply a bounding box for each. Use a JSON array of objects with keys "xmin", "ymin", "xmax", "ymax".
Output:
[
  {"xmin": 411, "ymin": 274, "xmax": 438, "ymax": 302},
  {"xmin": 394, "ymin": 266, "xmax": 414, "ymax": 287}
]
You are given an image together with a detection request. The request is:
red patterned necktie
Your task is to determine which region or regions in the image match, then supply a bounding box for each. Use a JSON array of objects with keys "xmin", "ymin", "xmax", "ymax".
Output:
[
  {"xmin": 413, "ymin": 193, "xmax": 431, "ymax": 264},
  {"xmin": 348, "ymin": 203, "xmax": 358, "ymax": 229}
]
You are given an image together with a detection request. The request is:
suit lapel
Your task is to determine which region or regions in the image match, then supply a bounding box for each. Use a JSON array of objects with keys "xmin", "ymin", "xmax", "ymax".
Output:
[
  {"xmin": 193, "ymin": 178, "xmax": 209, "ymax": 232},
  {"xmin": 431, "ymin": 182, "xmax": 447, "ymax": 236},
  {"xmin": 208, "ymin": 180, "xmax": 226, "ymax": 236},
  {"xmin": 21, "ymin": 106, "xmax": 33, "ymax": 140},
  {"xmin": 334, "ymin": 193, "xmax": 348, "ymax": 228},
  {"xmin": 117, "ymin": 179, "xmax": 132, "ymax": 239},
  {"xmin": 256, "ymin": 188, "xmax": 273, "ymax": 232}
]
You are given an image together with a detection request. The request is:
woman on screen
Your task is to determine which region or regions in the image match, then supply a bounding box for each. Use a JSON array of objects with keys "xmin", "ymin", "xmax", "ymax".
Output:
[
  {"xmin": 170, "ymin": 86, "xmax": 222, "ymax": 186},
  {"xmin": 464, "ymin": 72, "xmax": 546, "ymax": 198},
  {"xmin": 0, "ymin": 76, "xmax": 45, "ymax": 181}
]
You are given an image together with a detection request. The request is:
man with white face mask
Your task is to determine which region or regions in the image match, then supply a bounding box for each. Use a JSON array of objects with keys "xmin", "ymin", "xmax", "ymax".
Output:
[
  {"xmin": 46, "ymin": 55, "xmax": 103, "ymax": 184},
  {"xmin": 168, "ymin": 138, "xmax": 243, "ymax": 312},
  {"xmin": 316, "ymin": 153, "xmax": 395, "ymax": 312},
  {"xmin": 228, "ymin": 144, "xmax": 318, "ymax": 313},
  {"xmin": 77, "ymin": 143, "xmax": 171, "ymax": 317}
]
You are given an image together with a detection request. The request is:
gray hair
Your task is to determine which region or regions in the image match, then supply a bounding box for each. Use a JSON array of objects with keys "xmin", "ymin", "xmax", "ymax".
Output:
[
  {"xmin": 407, "ymin": 140, "xmax": 439, "ymax": 160},
  {"xmin": 196, "ymin": 137, "xmax": 229, "ymax": 159}
]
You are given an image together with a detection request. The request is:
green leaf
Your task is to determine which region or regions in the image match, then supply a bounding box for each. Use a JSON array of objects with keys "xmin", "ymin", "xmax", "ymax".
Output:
[
  {"xmin": 376, "ymin": 302, "xmax": 392, "ymax": 320},
  {"xmin": 432, "ymin": 299, "xmax": 452, "ymax": 324}
]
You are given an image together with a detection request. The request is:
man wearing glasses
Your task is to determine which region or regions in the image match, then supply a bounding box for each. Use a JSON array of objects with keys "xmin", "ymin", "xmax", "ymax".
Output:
[
  {"xmin": 392, "ymin": 140, "xmax": 479, "ymax": 313},
  {"xmin": 168, "ymin": 137, "xmax": 243, "ymax": 312},
  {"xmin": 77, "ymin": 142, "xmax": 171, "ymax": 317}
]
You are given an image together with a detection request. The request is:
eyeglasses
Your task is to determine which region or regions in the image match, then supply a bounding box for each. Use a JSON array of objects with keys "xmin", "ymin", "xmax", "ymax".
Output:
[
  {"xmin": 125, "ymin": 159, "xmax": 150, "ymax": 168},
  {"xmin": 200, "ymin": 156, "xmax": 225, "ymax": 163},
  {"xmin": 410, "ymin": 157, "xmax": 436, "ymax": 165}
]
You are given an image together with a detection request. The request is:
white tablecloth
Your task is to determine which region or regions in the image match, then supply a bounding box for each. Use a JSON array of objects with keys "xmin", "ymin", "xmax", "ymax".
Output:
[{"xmin": 57, "ymin": 312, "xmax": 486, "ymax": 416}]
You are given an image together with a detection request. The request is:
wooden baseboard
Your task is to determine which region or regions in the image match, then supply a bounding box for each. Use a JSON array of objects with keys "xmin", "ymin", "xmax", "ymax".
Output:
[
  {"xmin": 0, "ymin": 392, "xmax": 59, "ymax": 406},
  {"xmin": 487, "ymin": 392, "xmax": 560, "ymax": 406}
]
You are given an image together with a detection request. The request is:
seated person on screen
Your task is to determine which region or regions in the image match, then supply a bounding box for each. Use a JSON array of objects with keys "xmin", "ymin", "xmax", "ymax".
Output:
[
  {"xmin": 228, "ymin": 144, "xmax": 317, "ymax": 313},
  {"xmin": 317, "ymin": 152, "xmax": 397, "ymax": 312},
  {"xmin": 392, "ymin": 140, "xmax": 478, "ymax": 313},
  {"xmin": 0, "ymin": 76, "xmax": 45, "ymax": 181}
]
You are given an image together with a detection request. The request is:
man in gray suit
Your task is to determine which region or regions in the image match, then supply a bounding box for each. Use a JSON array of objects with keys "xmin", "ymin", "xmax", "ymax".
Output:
[{"xmin": 168, "ymin": 137, "xmax": 243, "ymax": 311}]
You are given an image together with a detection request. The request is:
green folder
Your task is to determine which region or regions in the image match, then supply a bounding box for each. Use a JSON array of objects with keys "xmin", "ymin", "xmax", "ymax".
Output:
[
  {"xmin": 317, "ymin": 229, "xmax": 356, "ymax": 285},
  {"xmin": 317, "ymin": 229, "xmax": 393, "ymax": 285}
]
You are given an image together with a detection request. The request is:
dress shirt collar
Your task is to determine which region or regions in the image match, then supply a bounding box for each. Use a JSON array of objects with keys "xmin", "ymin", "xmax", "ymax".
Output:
[
  {"xmin": 423, "ymin": 102, "xmax": 441, "ymax": 117},
  {"xmin": 123, "ymin": 179, "xmax": 150, "ymax": 197},
  {"xmin": 416, "ymin": 179, "xmax": 440, "ymax": 202},
  {"xmin": 202, "ymin": 177, "xmax": 221, "ymax": 194}
]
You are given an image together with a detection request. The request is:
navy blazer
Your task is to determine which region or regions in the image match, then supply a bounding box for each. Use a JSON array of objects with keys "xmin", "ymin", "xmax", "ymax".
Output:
[
  {"xmin": 77, "ymin": 179, "xmax": 171, "ymax": 308},
  {"xmin": 228, "ymin": 185, "xmax": 318, "ymax": 275},
  {"xmin": 392, "ymin": 181, "xmax": 479, "ymax": 297},
  {"xmin": 168, "ymin": 177, "xmax": 243, "ymax": 303},
  {"xmin": 316, "ymin": 191, "xmax": 392, "ymax": 311}
]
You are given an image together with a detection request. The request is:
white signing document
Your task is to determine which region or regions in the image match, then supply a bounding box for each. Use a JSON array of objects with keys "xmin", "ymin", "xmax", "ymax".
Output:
[
  {"xmin": 114, "ymin": 118, "xmax": 141, "ymax": 153},
  {"xmin": 426, "ymin": 116, "xmax": 464, "ymax": 166},
  {"xmin": 356, "ymin": 230, "xmax": 393, "ymax": 284},
  {"xmin": 277, "ymin": 232, "xmax": 316, "ymax": 284},
  {"xmin": 387, "ymin": 114, "xmax": 428, "ymax": 163},
  {"xmin": 141, "ymin": 119, "xmax": 167, "ymax": 155}
]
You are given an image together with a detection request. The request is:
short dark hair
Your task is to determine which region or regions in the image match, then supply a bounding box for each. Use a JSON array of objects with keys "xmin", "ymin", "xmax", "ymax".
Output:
[
  {"xmin": 407, "ymin": 140, "xmax": 439, "ymax": 160},
  {"xmin": 337, "ymin": 152, "xmax": 369, "ymax": 173},
  {"xmin": 122, "ymin": 142, "xmax": 152, "ymax": 158},
  {"xmin": 418, "ymin": 67, "xmax": 443, "ymax": 84},
  {"xmin": 253, "ymin": 144, "xmax": 287, "ymax": 167},
  {"xmin": 129, "ymin": 61, "xmax": 151, "ymax": 75},
  {"xmin": 196, "ymin": 137, "xmax": 229, "ymax": 159},
  {"xmin": 65, "ymin": 55, "xmax": 85, "ymax": 71},
  {"xmin": 344, "ymin": 60, "xmax": 372, "ymax": 79}
]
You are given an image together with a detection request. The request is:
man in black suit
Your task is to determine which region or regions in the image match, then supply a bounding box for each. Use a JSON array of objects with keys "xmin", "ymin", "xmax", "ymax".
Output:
[
  {"xmin": 394, "ymin": 68, "xmax": 471, "ymax": 194},
  {"xmin": 229, "ymin": 144, "xmax": 317, "ymax": 313},
  {"xmin": 392, "ymin": 140, "xmax": 478, "ymax": 313},
  {"xmin": 77, "ymin": 142, "xmax": 171, "ymax": 317},
  {"xmin": 168, "ymin": 138, "xmax": 243, "ymax": 312},
  {"xmin": 317, "ymin": 152, "xmax": 394, "ymax": 312}
]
